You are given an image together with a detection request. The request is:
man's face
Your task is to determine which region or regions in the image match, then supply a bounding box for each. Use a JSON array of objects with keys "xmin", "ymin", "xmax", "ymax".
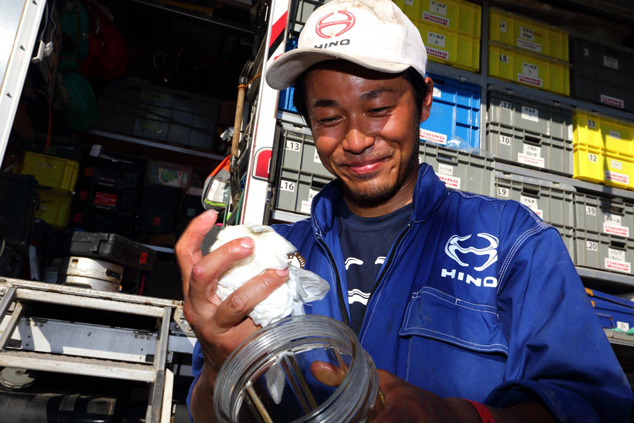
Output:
[{"xmin": 303, "ymin": 62, "xmax": 432, "ymax": 216}]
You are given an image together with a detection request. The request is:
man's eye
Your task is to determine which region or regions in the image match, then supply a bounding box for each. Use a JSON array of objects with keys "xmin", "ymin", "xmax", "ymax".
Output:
[
  {"xmin": 318, "ymin": 116, "xmax": 340, "ymax": 125},
  {"xmin": 368, "ymin": 107, "xmax": 391, "ymax": 115}
]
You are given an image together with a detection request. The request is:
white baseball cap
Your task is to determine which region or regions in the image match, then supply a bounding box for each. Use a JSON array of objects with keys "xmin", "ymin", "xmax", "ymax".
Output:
[{"xmin": 266, "ymin": 0, "xmax": 427, "ymax": 90}]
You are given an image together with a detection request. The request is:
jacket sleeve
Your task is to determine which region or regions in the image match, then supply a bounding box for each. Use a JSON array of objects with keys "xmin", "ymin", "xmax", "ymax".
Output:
[{"xmin": 485, "ymin": 226, "xmax": 632, "ymax": 422}]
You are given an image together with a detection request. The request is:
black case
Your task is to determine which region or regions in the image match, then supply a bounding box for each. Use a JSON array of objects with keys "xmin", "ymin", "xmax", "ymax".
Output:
[{"xmin": 0, "ymin": 173, "xmax": 37, "ymax": 254}]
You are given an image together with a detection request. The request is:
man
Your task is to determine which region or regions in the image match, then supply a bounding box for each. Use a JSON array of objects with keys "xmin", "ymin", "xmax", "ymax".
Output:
[{"xmin": 176, "ymin": 0, "xmax": 632, "ymax": 421}]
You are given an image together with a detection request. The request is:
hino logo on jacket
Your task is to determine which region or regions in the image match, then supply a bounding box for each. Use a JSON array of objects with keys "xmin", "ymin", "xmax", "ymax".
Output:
[{"xmin": 441, "ymin": 233, "xmax": 499, "ymax": 288}]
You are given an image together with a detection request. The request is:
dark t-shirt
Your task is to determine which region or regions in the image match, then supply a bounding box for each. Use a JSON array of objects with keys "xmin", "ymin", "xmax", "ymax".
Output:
[{"xmin": 336, "ymin": 201, "xmax": 413, "ymax": 333}]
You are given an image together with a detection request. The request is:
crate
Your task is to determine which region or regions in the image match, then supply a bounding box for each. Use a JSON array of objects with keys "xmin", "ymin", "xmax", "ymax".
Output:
[
  {"xmin": 35, "ymin": 188, "xmax": 73, "ymax": 228},
  {"xmin": 278, "ymin": 38, "xmax": 299, "ymax": 114},
  {"xmin": 575, "ymin": 192, "xmax": 634, "ymax": 238},
  {"xmin": 488, "ymin": 42, "xmax": 570, "ymax": 96},
  {"xmin": 278, "ymin": 126, "xmax": 333, "ymax": 179},
  {"xmin": 96, "ymin": 79, "xmax": 220, "ymax": 150},
  {"xmin": 493, "ymin": 172, "xmax": 575, "ymax": 227},
  {"xmin": 420, "ymin": 73, "xmax": 480, "ymax": 151},
  {"xmin": 408, "ymin": 0, "xmax": 482, "ymax": 37},
  {"xmin": 486, "ymin": 90, "xmax": 573, "ymax": 174},
  {"xmin": 16, "ymin": 151, "xmax": 79, "ymax": 192},
  {"xmin": 575, "ymin": 229, "xmax": 634, "ymax": 275},
  {"xmin": 146, "ymin": 160, "xmax": 192, "ymax": 189},
  {"xmin": 70, "ymin": 206, "xmax": 135, "ymax": 238},
  {"xmin": 572, "ymin": 110, "xmax": 634, "ymax": 157},
  {"xmin": 489, "ymin": 9, "xmax": 569, "ymax": 61},
  {"xmin": 274, "ymin": 169, "xmax": 333, "ymax": 216},
  {"xmin": 586, "ymin": 288, "xmax": 634, "ymax": 330},
  {"xmin": 418, "ymin": 22, "xmax": 480, "ymax": 72},
  {"xmin": 553, "ymin": 223, "xmax": 575, "ymax": 263},
  {"xmin": 570, "ymin": 38, "xmax": 634, "ymax": 112},
  {"xmin": 75, "ymin": 184, "xmax": 138, "ymax": 213},
  {"xmin": 419, "ymin": 143, "xmax": 494, "ymax": 196},
  {"xmin": 81, "ymin": 158, "xmax": 143, "ymax": 190}
]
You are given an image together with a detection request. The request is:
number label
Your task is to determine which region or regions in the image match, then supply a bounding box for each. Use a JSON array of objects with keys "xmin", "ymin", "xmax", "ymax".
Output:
[
  {"xmin": 585, "ymin": 206, "xmax": 597, "ymax": 216},
  {"xmin": 499, "ymin": 20, "xmax": 507, "ymax": 33},
  {"xmin": 603, "ymin": 56, "xmax": 619, "ymax": 70},
  {"xmin": 500, "ymin": 135, "xmax": 511, "ymax": 146},
  {"xmin": 280, "ymin": 180, "xmax": 296, "ymax": 192},
  {"xmin": 286, "ymin": 140, "xmax": 301, "ymax": 151},
  {"xmin": 587, "ymin": 119, "xmax": 596, "ymax": 129},
  {"xmin": 497, "ymin": 187, "xmax": 509, "ymax": 198},
  {"xmin": 588, "ymin": 152, "xmax": 598, "ymax": 163},
  {"xmin": 500, "ymin": 100, "xmax": 512, "ymax": 110},
  {"xmin": 499, "ymin": 54, "xmax": 509, "ymax": 63},
  {"xmin": 586, "ymin": 241, "xmax": 598, "ymax": 251}
]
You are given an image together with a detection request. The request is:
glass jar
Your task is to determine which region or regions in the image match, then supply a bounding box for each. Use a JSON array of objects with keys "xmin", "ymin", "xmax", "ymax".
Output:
[{"xmin": 214, "ymin": 314, "xmax": 379, "ymax": 423}]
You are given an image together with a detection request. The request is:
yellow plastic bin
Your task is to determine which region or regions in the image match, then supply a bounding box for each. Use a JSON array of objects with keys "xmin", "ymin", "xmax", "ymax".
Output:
[
  {"xmin": 489, "ymin": 8, "xmax": 569, "ymax": 61},
  {"xmin": 16, "ymin": 151, "xmax": 80, "ymax": 192},
  {"xmin": 419, "ymin": 22, "xmax": 481, "ymax": 72},
  {"xmin": 34, "ymin": 188, "xmax": 73, "ymax": 228},
  {"xmin": 418, "ymin": 0, "xmax": 481, "ymax": 37},
  {"xmin": 573, "ymin": 110, "xmax": 634, "ymax": 157},
  {"xmin": 488, "ymin": 41, "xmax": 570, "ymax": 95},
  {"xmin": 604, "ymin": 152, "xmax": 634, "ymax": 190},
  {"xmin": 573, "ymin": 145, "xmax": 605, "ymax": 185}
]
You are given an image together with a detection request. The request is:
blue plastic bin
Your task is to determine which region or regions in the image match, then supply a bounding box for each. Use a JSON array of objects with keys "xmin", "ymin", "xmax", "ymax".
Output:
[
  {"xmin": 278, "ymin": 38, "xmax": 299, "ymax": 114},
  {"xmin": 420, "ymin": 73, "xmax": 481, "ymax": 151},
  {"xmin": 586, "ymin": 287, "xmax": 634, "ymax": 330}
]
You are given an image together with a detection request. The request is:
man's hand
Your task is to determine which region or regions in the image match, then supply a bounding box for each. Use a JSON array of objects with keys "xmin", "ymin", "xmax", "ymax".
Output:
[{"xmin": 174, "ymin": 210, "xmax": 289, "ymax": 421}]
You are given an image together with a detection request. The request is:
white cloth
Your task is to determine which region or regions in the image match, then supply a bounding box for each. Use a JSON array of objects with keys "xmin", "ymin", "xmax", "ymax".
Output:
[{"xmin": 209, "ymin": 224, "xmax": 330, "ymax": 326}]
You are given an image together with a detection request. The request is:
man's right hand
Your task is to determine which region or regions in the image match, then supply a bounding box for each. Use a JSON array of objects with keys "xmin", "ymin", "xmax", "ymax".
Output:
[{"xmin": 175, "ymin": 210, "xmax": 289, "ymax": 421}]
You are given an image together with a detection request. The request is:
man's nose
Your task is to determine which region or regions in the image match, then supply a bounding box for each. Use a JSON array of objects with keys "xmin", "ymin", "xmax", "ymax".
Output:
[{"xmin": 342, "ymin": 120, "xmax": 374, "ymax": 153}]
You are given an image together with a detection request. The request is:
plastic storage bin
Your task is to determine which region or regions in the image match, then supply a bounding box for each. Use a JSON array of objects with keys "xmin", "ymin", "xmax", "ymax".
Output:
[
  {"xmin": 586, "ymin": 288, "xmax": 634, "ymax": 330},
  {"xmin": 278, "ymin": 126, "xmax": 333, "ymax": 179},
  {"xmin": 35, "ymin": 188, "xmax": 73, "ymax": 228},
  {"xmin": 278, "ymin": 38, "xmax": 299, "ymax": 114},
  {"xmin": 17, "ymin": 151, "xmax": 79, "ymax": 192},
  {"xmin": 421, "ymin": 73, "xmax": 480, "ymax": 151},
  {"xmin": 489, "ymin": 8, "xmax": 569, "ymax": 60},
  {"xmin": 81, "ymin": 158, "xmax": 143, "ymax": 190},
  {"xmin": 146, "ymin": 160, "xmax": 192, "ymax": 189},
  {"xmin": 570, "ymin": 38, "xmax": 634, "ymax": 112},
  {"xmin": 70, "ymin": 206, "xmax": 135, "ymax": 238},
  {"xmin": 486, "ymin": 90, "xmax": 573, "ymax": 174},
  {"xmin": 493, "ymin": 172, "xmax": 575, "ymax": 227},
  {"xmin": 575, "ymin": 192, "xmax": 634, "ymax": 238},
  {"xmin": 76, "ymin": 184, "xmax": 138, "ymax": 213},
  {"xmin": 418, "ymin": 142, "xmax": 494, "ymax": 196},
  {"xmin": 488, "ymin": 42, "xmax": 570, "ymax": 96},
  {"xmin": 575, "ymin": 229, "xmax": 634, "ymax": 274},
  {"xmin": 419, "ymin": 23, "xmax": 480, "ymax": 72}
]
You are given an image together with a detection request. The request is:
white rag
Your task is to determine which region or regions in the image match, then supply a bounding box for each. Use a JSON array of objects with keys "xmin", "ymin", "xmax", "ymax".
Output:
[{"xmin": 209, "ymin": 224, "xmax": 330, "ymax": 327}]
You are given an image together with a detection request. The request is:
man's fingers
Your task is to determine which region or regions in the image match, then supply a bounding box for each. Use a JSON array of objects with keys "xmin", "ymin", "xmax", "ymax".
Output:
[
  {"xmin": 214, "ymin": 267, "xmax": 289, "ymax": 328},
  {"xmin": 310, "ymin": 361, "xmax": 347, "ymax": 387},
  {"xmin": 175, "ymin": 209, "xmax": 218, "ymax": 292}
]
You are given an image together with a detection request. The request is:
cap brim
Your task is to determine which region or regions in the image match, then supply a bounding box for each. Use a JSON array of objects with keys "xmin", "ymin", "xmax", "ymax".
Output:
[{"xmin": 265, "ymin": 48, "xmax": 411, "ymax": 90}]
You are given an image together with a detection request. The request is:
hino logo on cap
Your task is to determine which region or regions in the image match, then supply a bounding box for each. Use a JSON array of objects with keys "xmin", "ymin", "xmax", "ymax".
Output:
[
  {"xmin": 441, "ymin": 233, "xmax": 499, "ymax": 288},
  {"xmin": 315, "ymin": 10, "xmax": 356, "ymax": 38}
]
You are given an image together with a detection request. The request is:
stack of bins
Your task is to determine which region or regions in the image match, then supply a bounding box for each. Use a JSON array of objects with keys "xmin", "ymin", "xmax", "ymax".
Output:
[
  {"xmin": 570, "ymin": 38, "xmax": 634, "ymax": 113},
  {"xmin": 15, "ymin": 151, "xmax": 80, "ymax": 228},
  {"xmin": 572, "ymin": 110, "xmax": 634, "ymax": 191},
  {"xmin": 486, "ymin": 90, "xmax": 573, "ymax": 175},
  {"xmin": 420, "ymin": 73, "xmax": 480, "ymax": 151},
  {"xmin": 574, "ymin": 192, "xmax": 634, "ymax": 276},
  {"xmin": 488, "ymin": 8, "xmax": 570, "ymax": 96},
  {"xmin": 394, "ymin": 0, "xmax": 481, "ymax": 72}
]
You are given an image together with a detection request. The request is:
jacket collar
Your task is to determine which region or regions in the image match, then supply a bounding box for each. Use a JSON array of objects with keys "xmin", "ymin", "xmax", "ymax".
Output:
[{"xmin": 311, "ymin": 163, "xmax": 449, "ymax": 235}]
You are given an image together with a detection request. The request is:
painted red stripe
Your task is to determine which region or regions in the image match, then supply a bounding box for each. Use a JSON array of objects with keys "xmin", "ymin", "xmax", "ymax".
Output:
[{"xmin": 269, "ymin": 11, "xmax": 288, "ymax": 49}]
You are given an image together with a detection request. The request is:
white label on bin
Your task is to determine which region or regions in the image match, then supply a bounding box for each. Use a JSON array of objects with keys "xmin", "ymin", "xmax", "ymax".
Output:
[
  {"xmin": 427, "ymin": 32, "xmax": 446, "ymax": 48},
  {"xmin": 519, "ymin": 26, "xmax": 535, "ymax": 41},
  {"xmin": 523, "ymin": 144, "xmax": 541, "ymax": 158},
  {"xmin": 585, "ymin": 206, "xmax": 597, "ymax": 216},
  {"xmin": 438, "ymin": 174, "xmax": 461, "ymax": 190},
  {"xmin": 499, "ymin": 54, "xmax": 510, "ymax": 64},
  {"xmin": 611, "ymin": 159, "xmax": 623, "ymax": 170},
  {"xmin": 600, "ymin": 94, "xmax": 625, "ymax": 109},
  {"xmin": 430, "ymin": 0, "xmax": 448, "ymax": 16},
  {"xmin": 499, "ymin": 20, "xmax": 507, "ymax": 33},
  {"xmin": 522, "ymin": 63, "xmax": 539, "ymax": 77},
  {"xmin": 438, "ymin": 163, "xmax": 453, "ymax": 176},
  {"xmin": 603, "ymin": 55, "xmax": 619, "ymax": 70},
  {"xmin": 286, "ymin": 140, "xmax": 301, "ymax": 152},
  {"xmin": 604, "ymin": 222, "xmax": 629, "ymax": 238},
  {"xmin": 605, "ymin": 170, "xmax": 629, "ymax": 185},
  {"xmin": 518, "ymin": 153, "xmax": 545, "ymax": 168},
  {"xmin": 609, "ymin": 130, "xmax": 621, "ymax": 139},
  {"xmin": 583, "ymin": 47, "xmax": 589, "ymax": 57},
  {"xmin": 497, "ymin": 187, "xmax": 510, "ymax": 198},
  {"xmin": 609, "ymin": 249, "xmax": 626, "ymax": 262},
  {"xmin": 520, "ymin": 196, "xmax": 543, "ymax": 218},
  {"xmin": 517, "ymin": 38, "xmax": 542, "ymax": 53},
  {"xmin": 617, "ymin": 321, "xmax": 630, "ymax": 331},
  {"xmin": 500, "ymin": 101, "xmax": 512, "ymax": 110},
  {"xmin": 420, "ymin": 128, "xmax": 447, "ymax": 145},
  {"xmin": 314, "ymin": 149, "xmax": 321, "ymax": 163},
  {"xmin": 605, "ymin": 258, "xmax": 630, "ymax": 273},
  {"xmin": 586, "ymin": 241, "xmax": 598, "ymax": 252},
  {"xmin": 587, "ymin": 119, "xmax": 597, "ymax": 129},
  {"xmin": 521, "ymin": 106, "xmax": 539, "ymax": 122},
  {"xmin": 433, "ymin": 87, "xmax": 442, "ymax": 98},
  {"xmin": 280, "ymin": 180, "xmax": 296, "ymax": 192},
  {"xmin": 300, "ymin": 189, "xmax": 320, "ymax": 214},
  {"xmin": 500, "ymin": 135, "xmax": 512, "ymax": 146},
  {"xmin": 605, "ymin": 214, "xmax": 622, "ymax": 226},
  {"xmin": 423, "ymin": 12, "xmax": 449, "ymax": 26},
  {"xmin": 588, "ymin": 152, "xmax": 598, "ymax": 163},
  {"xmin": 518, "ymin": 73, "xmax": 543, "ymax": 87},
  {"xmin": 426, "ymin": 46, "xmax": 449, "ymax": 60}
]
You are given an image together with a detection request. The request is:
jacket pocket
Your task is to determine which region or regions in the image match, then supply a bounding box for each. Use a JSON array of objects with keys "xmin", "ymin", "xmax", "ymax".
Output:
[{"xmin": 399, "ymin": 286, "xmax": 508, "ymax": 355}]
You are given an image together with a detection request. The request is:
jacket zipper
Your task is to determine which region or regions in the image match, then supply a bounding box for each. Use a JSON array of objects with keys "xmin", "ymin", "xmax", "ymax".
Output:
[
  {"xmin": 316, "ymin": 235, "xmax": 352, "ymax": 328},
  {"xmin": 356, "ymin": 222, "xmax": 413, "ymax": 334}
]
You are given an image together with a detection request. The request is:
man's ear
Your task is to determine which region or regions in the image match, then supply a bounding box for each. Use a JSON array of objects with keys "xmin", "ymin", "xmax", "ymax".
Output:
[{"xmin": 419, "ymin": 77, "xmax": 434, "ymax": 123}]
